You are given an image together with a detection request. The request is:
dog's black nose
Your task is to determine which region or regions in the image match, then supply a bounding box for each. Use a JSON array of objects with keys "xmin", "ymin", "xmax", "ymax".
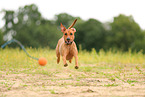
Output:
[{"xmin": 67, "ymin": 38, "xmax": 70, "ymax": 41}]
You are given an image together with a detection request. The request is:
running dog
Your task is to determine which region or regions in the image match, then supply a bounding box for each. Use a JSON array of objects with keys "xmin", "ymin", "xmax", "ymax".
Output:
[{"xmin": 56, "ymin": 19, "xmax": 79, "ymax": 69}]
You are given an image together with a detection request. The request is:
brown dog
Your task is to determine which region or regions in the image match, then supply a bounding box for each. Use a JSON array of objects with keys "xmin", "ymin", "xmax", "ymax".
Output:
[{"xmin": 56, "ymin": 19, "xmax": 79, "ymax": 69}]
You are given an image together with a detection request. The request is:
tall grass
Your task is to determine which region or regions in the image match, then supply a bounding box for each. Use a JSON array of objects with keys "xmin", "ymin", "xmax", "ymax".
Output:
[{"xmin": 0, "ymin": 48, "xmax": 145, "ymax": 75}]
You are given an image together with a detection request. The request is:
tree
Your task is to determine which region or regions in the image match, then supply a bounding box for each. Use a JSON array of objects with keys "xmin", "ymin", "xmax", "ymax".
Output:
[
  {"xmin": 2, "ymin": 4, "xmax": 61, "ymax": 48},
  {"xmin": 55, "ymin": 13, "xmax": 76, "ymax": 28},
  {"xmin": 0, "ymin": 29, "xmax": 4, "ymax": 45},
  {"xmin": 75, "ymin": 19, "xmax": 106, "ymax": 51},
  {"xmin": 107, "ymin": 14, "xmax": 142, "ymax": 51},
  {"xmin": 131, "ymin": 30, "xmax": 145, "ymax": 52},
  {"xmin": 1, "ymin": 10, "xmax": 15, "ymax": 40},
  {"xmin": 1, "ymin": 4, "xmax": 145, "ymax": 51}
]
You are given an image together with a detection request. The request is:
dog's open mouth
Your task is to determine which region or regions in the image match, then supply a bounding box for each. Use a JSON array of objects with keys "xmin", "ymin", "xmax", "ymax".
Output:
[{"xmin": 65, "ymin": 41, "xmax": 72, "ymax": 45}]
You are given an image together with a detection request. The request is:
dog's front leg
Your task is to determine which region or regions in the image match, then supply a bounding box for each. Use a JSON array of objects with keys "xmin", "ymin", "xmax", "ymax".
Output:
[
  {"xmin": 62, "ymin": 55, "xmax": 68, "ymax": 67},
  {"xmin": 74, "ymin": 55, "xmax": 79, "ymax": 69}
]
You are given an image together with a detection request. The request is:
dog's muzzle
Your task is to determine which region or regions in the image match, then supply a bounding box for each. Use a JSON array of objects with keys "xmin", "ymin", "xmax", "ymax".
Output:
[
  {"xmin": 65, "ymin": 41, "xmax": 73, "ymax": 45},
  {"xmin": 65, "ymin": 37, "xmax": 73, "ymax": 45}
]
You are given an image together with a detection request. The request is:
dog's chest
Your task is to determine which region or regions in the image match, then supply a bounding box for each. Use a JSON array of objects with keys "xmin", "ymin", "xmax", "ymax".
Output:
[{"xmin": 59, "ymin": 43, "xmax": 74, "ymax": 55}]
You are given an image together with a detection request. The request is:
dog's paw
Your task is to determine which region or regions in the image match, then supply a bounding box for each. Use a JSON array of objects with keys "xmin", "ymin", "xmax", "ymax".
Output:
[
  {"xmin": 75, "ymin": 66, "xmax": 79, "ymax": 69},
  {"xmin": 64, "ymin": 63, "xmax": 68, "ymax": 67}
]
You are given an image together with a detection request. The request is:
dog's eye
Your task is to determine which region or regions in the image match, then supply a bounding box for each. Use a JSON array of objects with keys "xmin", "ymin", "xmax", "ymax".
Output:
[
  {"xmin": 65, "ymin": 33, "xmax": 67, "ymax": 35},
  {"xmin": 70, "ymin": 33, "xmax": 73, "ymax": 35}
]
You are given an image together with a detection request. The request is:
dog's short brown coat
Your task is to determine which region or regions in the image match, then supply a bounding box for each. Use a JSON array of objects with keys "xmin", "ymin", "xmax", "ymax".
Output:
[{"xmin": 56, "ymin": 19, "xmax": 79, "ymax": 69}]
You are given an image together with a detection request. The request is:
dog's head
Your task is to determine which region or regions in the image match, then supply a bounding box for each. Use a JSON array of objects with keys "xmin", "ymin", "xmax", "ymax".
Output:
[{"xmin": 60, "ymin": 19, "xmax": 77, "ymax": 45}]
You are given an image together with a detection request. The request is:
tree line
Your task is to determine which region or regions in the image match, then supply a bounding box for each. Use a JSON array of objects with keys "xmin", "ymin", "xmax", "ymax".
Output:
[{"xmin": 0, "ymin": 4, "xmax": 145, "ymax": 52}]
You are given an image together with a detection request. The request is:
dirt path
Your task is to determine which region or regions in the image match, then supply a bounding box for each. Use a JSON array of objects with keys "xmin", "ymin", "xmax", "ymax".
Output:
[{"xmin": 0, "ymin": 71, "xmax": 145, "ymax": 97}]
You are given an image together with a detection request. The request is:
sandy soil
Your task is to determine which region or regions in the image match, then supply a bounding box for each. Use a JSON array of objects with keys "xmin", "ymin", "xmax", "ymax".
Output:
[{"xmin": 0, "ymin": 71, "xmax": 145, "ymax": 97}]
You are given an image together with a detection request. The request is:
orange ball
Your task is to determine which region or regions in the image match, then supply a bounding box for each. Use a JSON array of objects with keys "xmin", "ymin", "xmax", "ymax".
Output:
[{"xmin": 38, "ymin": 57, "xmax": 47, "ymax": 66}]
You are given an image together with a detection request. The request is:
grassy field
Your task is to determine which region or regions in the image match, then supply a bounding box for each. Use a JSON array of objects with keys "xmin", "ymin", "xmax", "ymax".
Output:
[{"xmin": 0, "ymin": 48, "xmax": 145, "ymax": 97}]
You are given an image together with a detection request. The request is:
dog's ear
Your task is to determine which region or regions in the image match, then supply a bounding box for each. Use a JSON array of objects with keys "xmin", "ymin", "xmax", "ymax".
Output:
[
  {"xmin": 71, "ymin": 28, "xmax": 76, "ymax": 32},
  {"xmin": 60, "ymin": 23, "xmax": 66, "ymax": 32}
]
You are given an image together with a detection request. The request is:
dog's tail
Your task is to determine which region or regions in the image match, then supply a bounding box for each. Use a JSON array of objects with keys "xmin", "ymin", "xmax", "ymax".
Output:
[{"xmin": 68, "ymin": 19, "xmax": 77, "ymax": 29}]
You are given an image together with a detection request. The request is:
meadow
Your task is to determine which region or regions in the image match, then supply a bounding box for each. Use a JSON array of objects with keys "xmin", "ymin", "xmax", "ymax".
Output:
[{"xmin": 0, "ymin": 48, "xmax": 145, "ymax": 97}]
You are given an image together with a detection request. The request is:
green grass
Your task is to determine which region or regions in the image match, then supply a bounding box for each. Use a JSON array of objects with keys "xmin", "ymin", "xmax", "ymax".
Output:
[
  {"xmin": 0, "ymin": 48, "xmax": 145, "ymax": 88},
  {"xmin": 104, "ymin": 83, "xmax": 119, "ymax": 87},
  {"xmin": 0, "ymin": 48, "xmax": 145, "ymax": 68},
  {"xmin": 49, "ymin": 89, "xmax": 56, "ymax": 94},
  {"xmin": 127, "ymin": 79, "xmax": 138, "ymax": 84},
  {"xmin": 0, "ymin": 48, "xmax": 145, "ymax": 74}
]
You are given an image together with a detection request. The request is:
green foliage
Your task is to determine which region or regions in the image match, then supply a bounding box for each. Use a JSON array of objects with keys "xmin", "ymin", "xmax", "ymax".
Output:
[
  {"xmin": 0, "ymin": 4, "xmax": 145, "ymax": 52},
  {"xmin": 131, "ymin": 30, "xmax": 145, "ymax": 53},
  {"xmin": 55, "ymin": 13, "xmax": 76, "ymax": 28},
  {"xmin": 0, "ymin": 29, "xmax": 4, "ymax": 45},
  {"xmin": 1, "ymin": 4, "xmax": 61, "ymax": 48},
  {"xmin": 75, "ymin": 19, "xmax": 106, "ymax": 51},
  {"xmin": 106, "ymin": 14, "xmax": 143, "ymax": 51}
]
